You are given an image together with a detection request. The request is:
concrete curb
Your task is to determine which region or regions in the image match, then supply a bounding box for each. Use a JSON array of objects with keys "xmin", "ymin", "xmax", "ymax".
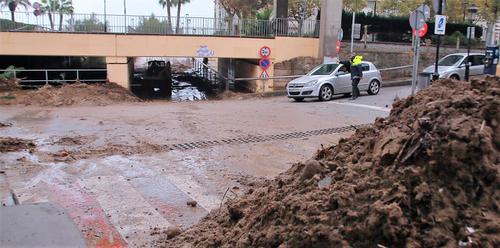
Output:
[{"xmin": 382, "ymin": 79, "xmax": 411, "ymax": 87}]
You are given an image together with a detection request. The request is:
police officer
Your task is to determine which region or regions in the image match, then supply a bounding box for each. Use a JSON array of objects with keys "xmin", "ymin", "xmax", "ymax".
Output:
[{"xmin": 350, "ymin": 55, "xmax": 363, "ymax": 100}]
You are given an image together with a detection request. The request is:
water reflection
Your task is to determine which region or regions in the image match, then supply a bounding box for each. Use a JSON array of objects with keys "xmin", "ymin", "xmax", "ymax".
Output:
[{"xmin": 171, "ymin": 79, "xmax": 208, "ymax": 102}]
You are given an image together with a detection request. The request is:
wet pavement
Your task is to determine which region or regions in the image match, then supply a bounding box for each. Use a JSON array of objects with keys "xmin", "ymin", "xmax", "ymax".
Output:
[{"xmin": 0, "ymin": 86, "xmax": 411, "ymax": 247}]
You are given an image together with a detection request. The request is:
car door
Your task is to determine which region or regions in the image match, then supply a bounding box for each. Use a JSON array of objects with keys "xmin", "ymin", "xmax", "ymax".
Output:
[
  {"xmin": 334, "ymin": 65, "xmax": 351, "ymax": 94},
  {"xmin": 470, "ymin": 55, "xmax": 485, "ymax": 75},
  {"xmin": 358, "ymin": 63, "xmax": 371, "ymax": 91}
]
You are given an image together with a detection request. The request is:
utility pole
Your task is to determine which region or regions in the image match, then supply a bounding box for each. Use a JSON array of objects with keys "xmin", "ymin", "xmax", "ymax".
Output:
[
  {"xmin": 351, "ymin": 0, "xmax": 358, "ymax": 54},
  {"xmin": 432, "ymin": 0, "xmax": 443, "ymax": 81}
]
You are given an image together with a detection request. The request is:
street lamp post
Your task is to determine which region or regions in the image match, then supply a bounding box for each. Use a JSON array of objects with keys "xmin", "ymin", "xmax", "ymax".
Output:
[
  {"xmin": 104, "ymin": 0, "xmax": 107, "ymax": 32},
  {"xmin": 465, "ymin": 4, "xmax": 479, "ymax": 82}
]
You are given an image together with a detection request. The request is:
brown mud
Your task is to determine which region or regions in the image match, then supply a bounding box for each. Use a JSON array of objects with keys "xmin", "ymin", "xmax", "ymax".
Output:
[
  {"xmin": 160, "ymin": 77, "xmax": 500, "ymax": 247},
  {"xmin": 0, "ymin": 82, "xmax": 140, "ymax": 106},
  {"xmin": 0, "ymin": 137, "xmax": 36, "ymax": 153}
]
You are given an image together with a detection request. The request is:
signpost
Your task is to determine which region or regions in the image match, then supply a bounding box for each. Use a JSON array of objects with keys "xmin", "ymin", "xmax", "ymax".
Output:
[
  {"xmin": 433, "ymin": 0, "xmax": 446, "ymax": 80},
  {"xmin": 410, "ymin": 9, "xmax": 426, "ymax": 95}
]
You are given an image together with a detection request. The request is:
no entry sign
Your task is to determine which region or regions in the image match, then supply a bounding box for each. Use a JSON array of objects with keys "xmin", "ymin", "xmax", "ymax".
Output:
[{"xmin": 259, "ymin": 58, "xmax": 271, "ymax": 70}]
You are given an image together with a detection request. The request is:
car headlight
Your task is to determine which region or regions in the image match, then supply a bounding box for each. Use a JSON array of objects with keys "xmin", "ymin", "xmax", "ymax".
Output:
[{"xmin": 305, "ymin": 80, "xmax": 319, "ymax": 87}]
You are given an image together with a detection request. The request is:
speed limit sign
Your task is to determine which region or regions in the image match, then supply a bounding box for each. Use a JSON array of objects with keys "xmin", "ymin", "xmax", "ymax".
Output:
[{"xmin": 259, "ymin": 46, "xmax": 271, "ymax": 58}]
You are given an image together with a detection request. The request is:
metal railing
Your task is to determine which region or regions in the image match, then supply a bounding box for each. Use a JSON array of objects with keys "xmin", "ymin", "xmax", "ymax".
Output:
[
  {"xmin": 0, "ymin": 68, "xmax": 107, "ymax": 86},
  {"xmin": 0, "ymin": 11, "xmax": 319, "ymax": 38},
  {"xmin": 192, "ymin": 59, "xmax": 228, "ymax": 86}
]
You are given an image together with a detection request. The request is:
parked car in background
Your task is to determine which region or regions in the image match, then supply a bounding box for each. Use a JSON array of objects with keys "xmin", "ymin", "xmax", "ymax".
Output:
[
  {"xmin": 286, "ymin": 61, "xmax": 382, "ymax": 102},
  {"xmin": 423, "ymin": 53, "xmax": 485, "ymax": 80}
]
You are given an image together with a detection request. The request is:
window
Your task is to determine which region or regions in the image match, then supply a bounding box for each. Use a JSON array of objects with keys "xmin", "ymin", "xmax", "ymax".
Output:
[
  {"xmin": 471, "ymin": 55, "xmax": 484, "ymax": 66},
  {"xmin": 361, "ymin": 63, "xmax": 370, "ymax": 71},
  {"xmin": 308, "ymin": 64, "xmax": 339, "ymax": 76},
  {"xmin": 439, "ymin": 55, "xmax": 464, "ymax": 66}
]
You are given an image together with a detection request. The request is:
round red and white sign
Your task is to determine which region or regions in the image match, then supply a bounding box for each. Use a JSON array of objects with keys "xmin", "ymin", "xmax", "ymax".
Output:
[{"xmin": 259, "ymin": 46, "xmax": 271, "ymax": 58}]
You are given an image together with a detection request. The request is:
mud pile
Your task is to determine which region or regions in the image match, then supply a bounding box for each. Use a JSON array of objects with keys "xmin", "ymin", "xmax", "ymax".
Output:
[
  {"xmin": 0, "ymin": 137, "xmax": 36, "ymax": 153},
  {"xmin": 162, "ymin": 77, "xmax": 500, "ymax": 247},
  {"xmin": 0, "ymin": 82, "xmax": 140, "ymax": 106}
]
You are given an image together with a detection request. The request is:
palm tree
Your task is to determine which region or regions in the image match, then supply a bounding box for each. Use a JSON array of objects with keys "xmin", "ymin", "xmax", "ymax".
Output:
[
  {"xmin": 40, "ymin": 0, "xmax": 58, "ymax": 30},
  {"xmin": 158, "ymin": 0, "xmax": 173, "ymax": 34},
  {"xmin": 172, "ymin": 0, "xmax": 190, "ymax": 34},
  {"xmin": 57, "ymin": 0, "xmax": 73, "ymax": 31},
  {"xmin": 0, "ymin": 0, "xmax": 31, "ymax": 22},
  {"xmin": 40, "ymin": 0, "xmax": 72, "ymax": 31}
]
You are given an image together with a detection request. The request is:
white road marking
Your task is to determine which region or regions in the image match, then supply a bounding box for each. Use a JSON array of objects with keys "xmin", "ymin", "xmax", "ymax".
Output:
[
  {"xmin": 82, "ymin": 176, "xmax": 171, "ymax": 247},
  {"xmin": 329, "ymin": 101, "xmax": 391, "ymax": 112},
  {"xmin": 163, "ymin": 173, "xmax": 220, "ymax": 212}
]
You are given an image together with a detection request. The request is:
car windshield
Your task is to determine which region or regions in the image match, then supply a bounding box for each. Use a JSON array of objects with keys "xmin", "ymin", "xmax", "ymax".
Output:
[
  {"xmin": 438, "ymin": 55, "xmax": 464, "ymax": 66},
  {"xmin": 307, "ymin": 64, "xmax": 339, "ymax": 76}
]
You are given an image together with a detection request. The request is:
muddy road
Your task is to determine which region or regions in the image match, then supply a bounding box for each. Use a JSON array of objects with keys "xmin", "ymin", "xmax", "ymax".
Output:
[{"xmin": 0, "ymin": 86, "xmax": 409, "ymax": 247}]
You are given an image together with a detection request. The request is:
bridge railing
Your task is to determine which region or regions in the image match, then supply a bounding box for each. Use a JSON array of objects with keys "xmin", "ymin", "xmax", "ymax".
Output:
[
  {"xmin": 0, "ymin": 11, "xmax": 319, "ymax": 38},
  {"xmin": 0, "ymin": 68, "xmax": 107, "ymax": 86}
]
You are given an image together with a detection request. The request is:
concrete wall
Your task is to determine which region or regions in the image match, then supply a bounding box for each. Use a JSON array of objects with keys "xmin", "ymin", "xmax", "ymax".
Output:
[{"xmin": 0, "ymin": 32, "xmax": 318, "ymax": 61}]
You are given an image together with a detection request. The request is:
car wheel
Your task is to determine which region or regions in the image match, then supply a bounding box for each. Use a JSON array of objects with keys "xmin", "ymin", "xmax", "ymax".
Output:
[
  {"xmin": 450, "ymin": 74, "xmax": 460, "ymax": 81},
  {"xmin": 319, "ymin": 85, "xmax": 333, "ymax": 101},
  {"xmin": 367, "ymin": 80, "xmax": 381, "ymax": 95},
  {"xmin": 293, "ymin": 98, "xmax": 304, "ymax": 102}
]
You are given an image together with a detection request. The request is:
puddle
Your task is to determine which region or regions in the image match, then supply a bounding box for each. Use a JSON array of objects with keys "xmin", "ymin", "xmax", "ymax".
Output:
[{"xmin": 171, "ymin": 79, "xmax": 208, "ymax": 102}]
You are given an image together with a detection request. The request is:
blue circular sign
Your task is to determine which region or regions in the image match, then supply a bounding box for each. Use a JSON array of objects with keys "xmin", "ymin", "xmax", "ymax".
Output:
[{"xmin": 259, "ymin": 58, "xmax": 271, "ymax": 70}]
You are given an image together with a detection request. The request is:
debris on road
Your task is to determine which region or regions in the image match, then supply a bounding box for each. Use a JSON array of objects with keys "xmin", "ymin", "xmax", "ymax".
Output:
[
  {"xmin": 186, "ymin": 200, "xmax": 198, "ymax": 207},
  {"xmin": 0, "ymin": 122, "xmax": 12, "ymax": 127},
  {"xmin": 0, "ymin": 137, "xmax": 36, "ymax": 153},
  {"xmin": 0, "ymin": 82, "xmax": 141, "ymax": 106},
  {"xmin": 161, "ymin": 76, "xmax": 500, "ymax": 247}
]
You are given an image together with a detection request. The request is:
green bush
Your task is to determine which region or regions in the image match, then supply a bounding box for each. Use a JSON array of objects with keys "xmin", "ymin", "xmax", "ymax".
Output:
[
  {"xmin": 0, "ymin": 66, "xmax": 23, "ymax": 80},
  {"xmin": 342, "ymin": 11, "xmax": 483, "ymax": 43}
]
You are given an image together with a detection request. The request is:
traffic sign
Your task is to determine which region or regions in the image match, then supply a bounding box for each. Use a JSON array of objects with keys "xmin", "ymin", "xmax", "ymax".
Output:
[
  {"xmin": 260, "ymin": 71, "xmax": 269, "ymax": 79},
  {"xmin": 353, "ymin": 24, "xmax": 361, "ymax": 39},
  {"xmin": 467, "ymin": 27, "xmax": 475, "ymax": 39},
  {"xmin": 259, "ymin": 58, "xmax": 271, "ymax": 70},
  {"xmin": 434, "ymin": 15, "xmax": 447, "ymax": 35},
  {"xmin": 418, "ymin": 4, "xmax": 431, "ymax": 20},
  {"xmin": 413, "ymin": 23, "xmax": 429, "ymax": 38},
  {"xmin": 409, "ymin": 10, "xmax": 426, "ymax": 30},
  {"xmin": 433, "ymin": 0, "xmax": 446, "ymax": 14},
  {"xmin": 259, "ymin": 46, "xmax": 271, "ymax": 58}
]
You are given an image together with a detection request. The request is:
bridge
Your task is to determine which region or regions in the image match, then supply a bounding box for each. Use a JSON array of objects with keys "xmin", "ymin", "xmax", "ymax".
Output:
[{"xmin": 0, "ymin": 1, "xmax": 343, "ymax": 92}]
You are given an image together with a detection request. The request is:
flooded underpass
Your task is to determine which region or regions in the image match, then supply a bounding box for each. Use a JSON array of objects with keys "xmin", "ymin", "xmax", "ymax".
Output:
[{"xmin": 131, "ymin": 57, "xmax": 220, "ymax": 102}]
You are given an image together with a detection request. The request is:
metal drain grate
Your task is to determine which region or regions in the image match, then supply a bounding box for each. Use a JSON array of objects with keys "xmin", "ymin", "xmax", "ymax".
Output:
[{"xmin": 166, "ymin": 123, "xmax": 371, "ymax": 151}]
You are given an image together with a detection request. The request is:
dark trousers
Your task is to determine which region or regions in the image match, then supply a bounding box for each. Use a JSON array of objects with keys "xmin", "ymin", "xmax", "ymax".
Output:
[{"xmin": 352, "ymin": 78, "xmax": 361, "ymax": 98}]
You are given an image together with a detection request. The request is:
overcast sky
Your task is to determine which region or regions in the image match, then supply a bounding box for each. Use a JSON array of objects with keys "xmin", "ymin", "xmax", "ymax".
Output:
[{"xmin": 2, "ymin": 0, "xmax": 215, "ymax": 18}]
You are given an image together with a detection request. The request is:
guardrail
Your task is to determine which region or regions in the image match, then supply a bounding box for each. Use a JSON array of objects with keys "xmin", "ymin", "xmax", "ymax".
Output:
[
  {"xmin": 0, "ymin": 11, "xmax": 319, "ymax": 38},
  {"xmin": 0, "ymin": 68, "xmax": 107, "ymax": 86}
]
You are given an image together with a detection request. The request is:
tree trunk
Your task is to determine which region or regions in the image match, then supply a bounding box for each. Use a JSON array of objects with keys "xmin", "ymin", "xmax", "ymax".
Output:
[
  {"xmin": 49, "ymin": 12, "xmax": 54, "ymax": 30},
  {"xmin": 166, "ymin": 1, "xmax": 172, "ymax": 34},
  {"xmin": 59, "ymin": 13, "xmax": 64, "ymax": 31},
  {"xmin": 10, "ymin": 11, "xmax": 15, "ymax": 22},
  {"xmin": 175, "ymin": 3, "xmax": 181, "ymax": 34}
]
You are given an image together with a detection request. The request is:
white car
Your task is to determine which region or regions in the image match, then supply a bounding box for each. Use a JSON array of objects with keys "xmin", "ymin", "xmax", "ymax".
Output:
[
  {"xmin": 423, "ymin": 53, "xmax": 485, "ymax": 80},
  {"xmin": 286, "ymin": 62, "xmax": 382, "ymax": 102}
]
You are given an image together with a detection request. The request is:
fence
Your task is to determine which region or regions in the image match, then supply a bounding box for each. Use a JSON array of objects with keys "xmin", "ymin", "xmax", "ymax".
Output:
[
  {"xmin": 0, "ymin": 11, "xmax": 319, "ymax": 38},
  {"xmin": 0, "ymin": 68, "xmax": 107, "ymax": 86}
]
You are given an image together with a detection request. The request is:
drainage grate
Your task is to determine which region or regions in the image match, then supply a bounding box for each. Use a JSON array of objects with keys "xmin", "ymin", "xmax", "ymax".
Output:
[{"xmin": 166, "ymin": 123, "xmax": 371, "ymax": 151}]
